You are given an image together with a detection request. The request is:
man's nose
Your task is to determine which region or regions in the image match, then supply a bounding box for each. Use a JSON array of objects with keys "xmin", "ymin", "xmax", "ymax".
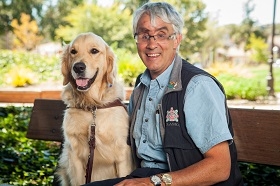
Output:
[
  {"xmin": 149, "ymin": 35, "xmax": 157, "ymax": 41},
  {"xmin": 146, "ymin": 37, "xmax": 158, "ymax": 49}
]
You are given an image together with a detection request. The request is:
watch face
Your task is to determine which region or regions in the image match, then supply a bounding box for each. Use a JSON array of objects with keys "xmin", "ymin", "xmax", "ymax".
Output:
[
  {"xmin": 162, "ymin": 173, "xmax": 172, "ymax": 184},
  {"xmin": 150, "ymin": 175, "xmax": 161, "ymax": 185}
]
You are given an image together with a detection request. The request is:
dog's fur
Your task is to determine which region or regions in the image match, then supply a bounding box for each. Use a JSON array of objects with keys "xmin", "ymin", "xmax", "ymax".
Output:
[{"xmin": 56, "ymin": 32, "xmax": 134, "ymax": 186}]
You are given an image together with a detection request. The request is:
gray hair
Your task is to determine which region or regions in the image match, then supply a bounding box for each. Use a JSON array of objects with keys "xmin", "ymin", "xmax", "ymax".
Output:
[{"xmin": 133, "ymin": 2, "xmax": 184, "ymax": 34}]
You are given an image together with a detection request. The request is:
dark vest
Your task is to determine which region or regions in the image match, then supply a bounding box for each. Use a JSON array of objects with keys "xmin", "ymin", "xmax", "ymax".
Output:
[{"xmin": 161, "ymin": 60, "xmax": 243, "ymax": 185}]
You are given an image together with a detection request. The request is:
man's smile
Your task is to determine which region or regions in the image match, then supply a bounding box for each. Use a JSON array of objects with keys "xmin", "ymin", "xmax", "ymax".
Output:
[{"xmin": 147, "ymin": 53, "xmax": 160, "ymax": 57}]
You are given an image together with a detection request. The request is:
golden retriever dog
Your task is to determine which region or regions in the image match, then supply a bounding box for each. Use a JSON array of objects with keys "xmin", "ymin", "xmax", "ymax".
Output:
[{"xmin": 56, "ymin": 32, "xmax": 134, "ymax": 186}]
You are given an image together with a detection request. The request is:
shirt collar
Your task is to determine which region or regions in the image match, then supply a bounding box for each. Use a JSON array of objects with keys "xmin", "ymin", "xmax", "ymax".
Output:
[{"xmin": 140, "ymin": 58, "xmax": 175, "ymax": 89}]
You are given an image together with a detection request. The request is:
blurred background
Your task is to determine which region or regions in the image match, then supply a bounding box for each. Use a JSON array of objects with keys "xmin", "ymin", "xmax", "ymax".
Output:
[
  {"xmin": 0, "ymin": 0, "xmax": 279, "ymax": 100},
  {"xmin": 0, "ymin": 0, "xmax": 279, "ymax": 185},
  {"xmin": 0, "ymin": 0, "xmax": 280, "ymax": 100}
]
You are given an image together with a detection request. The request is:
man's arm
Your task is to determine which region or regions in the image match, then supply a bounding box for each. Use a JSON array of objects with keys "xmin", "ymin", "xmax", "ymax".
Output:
[
  {"xmin": 116, "ymin": 141, "xmax": 231, "ymax": 186},
  {"xmin": 168, "ymin": 141, "xmax": 231, "ymax": 186}
]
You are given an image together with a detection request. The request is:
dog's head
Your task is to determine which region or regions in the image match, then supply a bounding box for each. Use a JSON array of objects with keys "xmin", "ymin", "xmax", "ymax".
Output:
[{"xmin": 61, "ymin": 32, "xmax": 116, "ymax": 92}]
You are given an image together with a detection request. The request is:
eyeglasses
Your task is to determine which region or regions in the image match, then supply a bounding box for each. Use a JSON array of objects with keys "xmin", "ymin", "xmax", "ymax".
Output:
[{"xmin": 134, "ymin": 32, "xmax": 177, "ymax": 44}]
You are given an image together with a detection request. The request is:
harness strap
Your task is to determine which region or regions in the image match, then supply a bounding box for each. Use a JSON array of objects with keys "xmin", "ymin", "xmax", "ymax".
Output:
[
  {"xmin": 67, "ymin": 98, "xmax": 127, "ymax": 112},
  {"xmin": 101, "ymin": 99, "xmax": 127, "ymax": 111},
  {"xmin": 80, "ymin": 99, "xmax": 126, "ymax": 184},
  {"xmin": 85, "ymin": 120, "xmax": 96, "ymax": 184}
]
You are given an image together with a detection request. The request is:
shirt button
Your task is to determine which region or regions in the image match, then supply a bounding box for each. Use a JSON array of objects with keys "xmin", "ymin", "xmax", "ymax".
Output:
[
  {"xmin": 149, "ymin": 97, "xmax": 152, "ymax": 101},
  {"xmin": 145, "ymin": 118, "xmax": 148, "ymax": 122},
  {"xmin": 143, "ymin": 140, "xmax": 146, "ymax": 143}
]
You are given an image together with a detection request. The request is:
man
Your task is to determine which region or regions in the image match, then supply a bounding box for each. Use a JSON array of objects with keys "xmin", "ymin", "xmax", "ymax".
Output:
[{"xmin": 85, "ymin": 2, "xmax": 243, "ymax": 185}]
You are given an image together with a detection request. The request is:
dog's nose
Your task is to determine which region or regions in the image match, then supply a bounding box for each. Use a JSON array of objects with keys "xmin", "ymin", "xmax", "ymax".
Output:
[{"xmin": 73, "ymin": 62, "xmax": 86, "ymax": 74}]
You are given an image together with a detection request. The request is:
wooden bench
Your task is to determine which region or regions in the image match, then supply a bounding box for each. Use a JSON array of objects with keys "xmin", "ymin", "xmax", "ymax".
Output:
[{"xmin": 27, "ymin": 99, "xmax": 280, "ymax": 167}]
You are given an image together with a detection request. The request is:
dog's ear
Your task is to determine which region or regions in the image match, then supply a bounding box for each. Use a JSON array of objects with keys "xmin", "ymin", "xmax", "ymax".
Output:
[
  {"xmin": 106, "ymin": 46, "xmax": 116, "ymax": 85},
  {"xmin": 61, "ymin": 44, "xmax": 71, "ymax": 85}
]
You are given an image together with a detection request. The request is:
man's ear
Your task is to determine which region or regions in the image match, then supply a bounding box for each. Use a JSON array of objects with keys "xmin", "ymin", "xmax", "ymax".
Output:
[{"xmin": 173, "ymin": 33, "xmax": 182, "ymax": 50}]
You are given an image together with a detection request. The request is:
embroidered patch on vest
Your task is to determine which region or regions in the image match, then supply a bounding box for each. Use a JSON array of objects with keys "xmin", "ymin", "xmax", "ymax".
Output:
[
  {"xmin": 167, "ymin": 81, "xmax": 177, "ymax": 89},
  {"xmin": 166, "ymin": 107, "xmax": 179, "ymax": 122}
]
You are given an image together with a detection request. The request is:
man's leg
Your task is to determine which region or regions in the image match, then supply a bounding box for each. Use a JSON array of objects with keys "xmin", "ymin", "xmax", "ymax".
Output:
[
  {"xmin": 82, "ymin": 168, "xmax": 166, "ymax": 186},
  {"xmin": 82, "ymin": 177, "xmax": 127, "ymax": 186}
]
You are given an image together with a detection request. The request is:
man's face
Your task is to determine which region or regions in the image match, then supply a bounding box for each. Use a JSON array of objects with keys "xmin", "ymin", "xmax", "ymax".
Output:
[{"xmin": 135, "ymin": 13, "xmax": 181, "ymax": 79}]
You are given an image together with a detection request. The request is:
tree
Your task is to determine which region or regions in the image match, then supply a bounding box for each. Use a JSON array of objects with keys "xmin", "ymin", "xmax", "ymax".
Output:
[
  {"xmin": 55, "ymin": 2, "xmax": 135, "ymax": 51},
  {"xmin": 0, "ymin": 0, "xmax": 45, "ymax": 49},
  {"xmin": 115, "ymin": 0, "xmax": 148, "ymax": 13},
  {"xmin": 40, "ymin": 0, "xmax": 85, "ymax": 41},
  {"xmin": 0, "ymin": 0, "xmax": 44, "ymax": 35},
  {"xmin": 228, "ymin": 0, "xmax": 266, "ymax": 50},
  {"xmin": 247, "ymin": 33, "xmax": 269, "ymax": 63},
  {"xmin": 198, "ymin": 19, "xmax": 225, "ymax": 66},
  {"xmin": 11, "ymin": 13, "xmax": 42, "ymax": 51}
]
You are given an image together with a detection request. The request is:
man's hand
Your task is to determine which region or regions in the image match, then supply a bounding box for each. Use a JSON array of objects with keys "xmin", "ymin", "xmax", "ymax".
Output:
[{"xmin": 114, "ymin": 177, "xmax": 153, "ymax": 186}]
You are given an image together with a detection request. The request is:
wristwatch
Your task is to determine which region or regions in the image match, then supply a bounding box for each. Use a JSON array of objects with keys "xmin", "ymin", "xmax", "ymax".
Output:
[
  {"xmin": 150, "ymin": 175, "xmax": 161, "ymax": 186},
  {"xmin": 161, "ymin": 173, "xmax": 172, "ymax": 186}
]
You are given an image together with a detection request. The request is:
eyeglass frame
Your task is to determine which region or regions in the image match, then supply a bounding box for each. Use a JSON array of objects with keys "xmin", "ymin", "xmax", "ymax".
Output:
[{"xmin": 134, "ymin": 32, "xmax": 177, "ymax": 44}]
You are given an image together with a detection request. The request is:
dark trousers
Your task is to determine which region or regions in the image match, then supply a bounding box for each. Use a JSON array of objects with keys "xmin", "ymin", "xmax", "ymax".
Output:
[{"xmin": 82, "ymin": 168, "xmax": 166, "ymax": 186}]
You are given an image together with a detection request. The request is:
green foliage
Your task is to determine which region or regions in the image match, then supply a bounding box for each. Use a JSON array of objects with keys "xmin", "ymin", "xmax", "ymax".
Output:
[
  {"xmin": 239, "ymin": 162, "xmax": 280, "ymax": 186},
  {"xmin": 227, "ymin": 0, "xmax": 266, "ymax": 50},
  {"xmin": 247, "ymin": 33, "xmax": 269, "ymax": 63},
  {"xmin": 40, "ymin": 0, "xmax": 85, "ymax": 40},
  {"xmin": 206, "ymin": 63, "xmax": 280, "ymax": 101},
  {"xmin": 0, "ymin": 50, "xmax": 62, "ymax": 87},
  {"xmin": 115, "ymin": 48, "xmax": 145, "ymax": 86},
  {"xmin": 217, "ymin": 73, "xmax": 267, "ymax": 101},
  {"xmin": 0, "ymin": 106, "xmax": 60, "ymax": 185},
  {"xmin": 273, "ymin": 66, "xmax": 280, "ymax": 92},
  {"xmin": 11, "ymin": 13, "xmax": 43, "ymax": 51},
  {"xmin": 55, "ymin": 3, "xmax": 135, "ymax": 52},
  {"xmin": 0, "ymin": 0, "xmax": 45, "ymax": 35},
  {"xmin": 6, "ymin": 65, "xmax": 36, "ymax": 87}
]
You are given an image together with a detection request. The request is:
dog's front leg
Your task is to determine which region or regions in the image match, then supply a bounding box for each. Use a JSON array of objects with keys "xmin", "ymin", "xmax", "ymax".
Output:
[
  {"xmin": 68, "ymin": 152, "xmax": 87, "ymax": 186},
  {"xmin": 115, "ymin": 146, "xmax": 134, "ymax": 177}
]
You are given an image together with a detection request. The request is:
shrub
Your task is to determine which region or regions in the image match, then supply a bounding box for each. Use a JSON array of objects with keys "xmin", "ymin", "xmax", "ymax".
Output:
[
  {"xmin": 205, "ymin": 62, "xmax": 278, "ymax": 101},
  {"xmin": 0, "ymin": 106, "xmax": 60, "ymax": 185},
  {"xmin": 0, "ymin": 50, "xmax": 61, "ymax": 87},
  {"xmin": 6, "ymin": 65, "xmax": 37, "ymax": 87},
  {"xmin": 217, "ymin": 73, "xmax": 267, "ymax": 101},
  {"xmin": 115, "ymin": 48, "xmax": 145, "ymax": 87},
  {"xmin": 239, "ymin": 162, "xmax": 280, "ymax": 185}
]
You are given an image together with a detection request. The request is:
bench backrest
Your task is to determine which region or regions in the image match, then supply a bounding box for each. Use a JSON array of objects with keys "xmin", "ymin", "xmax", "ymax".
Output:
[
  {"xmin": 27, "ymin": 99, "xmax": 280, "ymax": 166},
  {"xmin": 230, "ymin": 108, "xmax": 280, "ymax": 166},
  {"xmin": 27, "ymin": 99, "xmax": 65, "ymax": 141}
]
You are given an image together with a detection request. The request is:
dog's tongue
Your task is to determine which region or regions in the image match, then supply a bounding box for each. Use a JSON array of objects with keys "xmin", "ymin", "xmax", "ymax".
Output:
[{"xmin": 76, "ymin": 79, "xmax": 89, "ymax": 87}]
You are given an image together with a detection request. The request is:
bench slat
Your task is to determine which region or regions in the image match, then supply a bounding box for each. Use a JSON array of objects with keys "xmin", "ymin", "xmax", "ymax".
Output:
[
  {"xmin": 230, "ymin": 108, "xmax": 280, "ymax": 166},
  {"xmin": 27, "ymin": 99, "xmax": 65, "ymax": 142}
]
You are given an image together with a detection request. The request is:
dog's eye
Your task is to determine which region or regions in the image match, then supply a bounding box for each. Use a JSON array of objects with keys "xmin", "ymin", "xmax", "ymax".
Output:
[
  {"xmin": 70, "ymin": 49, "xmax": 77, "ymax": 54},
  {"xmin": 90, "ymin": 48, "xmax": 99, "ymax": 54}
]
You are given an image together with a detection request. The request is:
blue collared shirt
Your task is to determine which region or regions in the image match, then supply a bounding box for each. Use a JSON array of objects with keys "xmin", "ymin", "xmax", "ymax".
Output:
[{"xmin": 130, "ymin": 61, "xmax": 232, "ymax": 170}]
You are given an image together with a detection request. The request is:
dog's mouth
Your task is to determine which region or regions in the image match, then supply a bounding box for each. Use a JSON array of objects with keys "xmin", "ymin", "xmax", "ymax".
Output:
[{"xmin": 75, "ymin": 70, "xmax": 98, "ymax": 91}]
